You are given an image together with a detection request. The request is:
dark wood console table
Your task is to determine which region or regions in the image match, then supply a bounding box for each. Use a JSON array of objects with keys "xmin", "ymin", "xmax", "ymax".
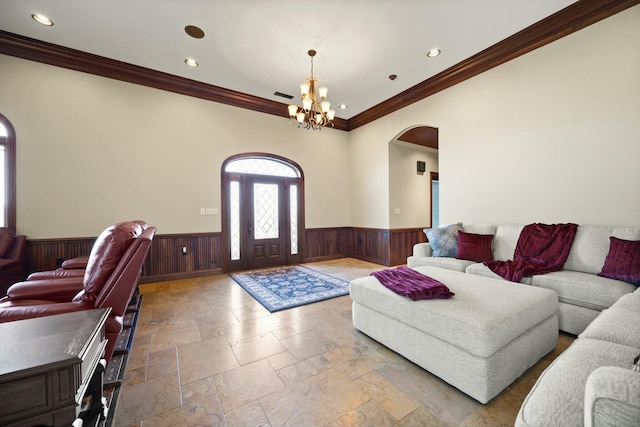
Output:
[{"xmin": 0, "ymin": 308, "xmax": 110, "ymax": 427}]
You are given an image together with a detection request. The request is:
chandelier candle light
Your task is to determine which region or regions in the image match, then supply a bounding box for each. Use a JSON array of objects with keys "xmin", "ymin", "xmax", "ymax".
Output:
[{"xmin": 288, "ymin": 49, "xmax": 335, "ymax": 130}]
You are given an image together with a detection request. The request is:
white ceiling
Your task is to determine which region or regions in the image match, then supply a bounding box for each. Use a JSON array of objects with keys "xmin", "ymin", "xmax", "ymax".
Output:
[{"xmin": 0, "ymin": 0, "xmax": 577, "ymax": 119}]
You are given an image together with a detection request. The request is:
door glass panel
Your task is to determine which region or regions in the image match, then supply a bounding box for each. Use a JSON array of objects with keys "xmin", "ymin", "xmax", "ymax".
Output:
[
  {"xmin": 431, "ymin": 179, "xmax": 439, "ymax": 228},
  {"xmin": 290, "ymin": 185, "xmax": 298, "ymax": 255},
  {"xmin": 0, "ymin": 123, "xmax": 5, "ymax": 227},
  {"xmin": 0, "ymin": 145, "xmax": 5, "ymax": 227},
  {"xmin": 254, "ymin": 183, "xmax": 278, "ymax": 239},
  {"xmin": 226, "ymin": 158, "xmax": 298, "ymax": 177},
  {"xmin": 230, "ymin": 181, "xmax": 241, "ymax": 260}
]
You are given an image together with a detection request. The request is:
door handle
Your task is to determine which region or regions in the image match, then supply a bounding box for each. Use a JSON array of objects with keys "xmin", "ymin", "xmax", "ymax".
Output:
[{"xmin": 248, "ymin": 221, "xmax": 253, "ymax": 234}]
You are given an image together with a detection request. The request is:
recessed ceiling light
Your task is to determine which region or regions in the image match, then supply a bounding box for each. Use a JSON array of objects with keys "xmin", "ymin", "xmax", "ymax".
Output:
[
  {"xmin": 427, "ymin": 49, "xmax": 441, "ymax": 58},
  {"xmin": 339, "ymin": 104, "xmax": 348, "ymax": 110},
  {"xmin": 32, "ymin": 14, "xmax": 53, "ymax": 26},
  {"xmin": 185, "ymin": 58, "xmax": 198, "ymax": 67}
]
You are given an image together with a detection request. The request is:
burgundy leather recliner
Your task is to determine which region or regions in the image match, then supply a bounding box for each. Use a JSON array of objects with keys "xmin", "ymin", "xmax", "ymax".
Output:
[
  {"xmin": 26, "ymin": 220, "xmax": 150, "ymax": 282},
  {"xmin": 0, "ymin": 221, "xmax": 156, "ymax": 363}
]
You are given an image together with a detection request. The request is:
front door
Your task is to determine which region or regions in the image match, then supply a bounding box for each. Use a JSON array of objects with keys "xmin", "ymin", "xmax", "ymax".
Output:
[
  {"xmin": 223, "ymin": 155, "xmax": 304, "ymax": 272},
  {"xmin": 245, "ymin": 175, "xmax": 287, "ymax": 269}
]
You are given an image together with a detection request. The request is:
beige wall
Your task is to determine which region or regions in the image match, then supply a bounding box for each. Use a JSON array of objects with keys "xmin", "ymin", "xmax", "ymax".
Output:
[
  {"xmin": 0, "ymin": 56, "xmax": 350, "ymax": 238},
  {"xmin": 349, "ymin": 5, "xmax": 640, "ymax": 229},
  {"xmin": 389, "ymin": 140, "xmax": 438, "ymax": 229},
  {"xmin": 2, "ymin": 5, "xmax": 639, "ymax": 238}
]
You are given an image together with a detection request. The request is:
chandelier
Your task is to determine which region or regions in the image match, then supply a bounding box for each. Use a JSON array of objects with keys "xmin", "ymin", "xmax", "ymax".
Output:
[{"xmin": 288, "ymin": 49, "xmax": 335, "ymax": 130}]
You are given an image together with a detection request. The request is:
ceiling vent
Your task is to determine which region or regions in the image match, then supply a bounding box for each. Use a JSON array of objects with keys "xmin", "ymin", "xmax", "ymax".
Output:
[{"xmin": 274, "ymin": 91, "xmax": 294, "ymax": 99}]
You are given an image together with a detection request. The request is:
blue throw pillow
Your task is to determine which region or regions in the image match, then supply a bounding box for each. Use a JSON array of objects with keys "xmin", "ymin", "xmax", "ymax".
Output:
[{"xmin": 424, "ymin": 223, "xmax": 463, "ymax": 257}]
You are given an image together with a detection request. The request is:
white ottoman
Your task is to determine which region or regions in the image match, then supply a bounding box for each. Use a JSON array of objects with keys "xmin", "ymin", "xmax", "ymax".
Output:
[{"xmin": 349, "ymin": 266, "xmax": 558, "ymax": 403}]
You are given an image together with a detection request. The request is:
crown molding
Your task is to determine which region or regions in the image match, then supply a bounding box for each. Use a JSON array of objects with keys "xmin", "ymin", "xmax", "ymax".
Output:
[
  {"xmin": 347, "ymin": 0, "xmax": 640, "ymax": 130},
  {"xmin": 0, "ymin": 30, "xmax": 350, "ymax": 131},
  {"xmin": 1, "ymin": 0, "xmax": 637, "ymax": 132}
]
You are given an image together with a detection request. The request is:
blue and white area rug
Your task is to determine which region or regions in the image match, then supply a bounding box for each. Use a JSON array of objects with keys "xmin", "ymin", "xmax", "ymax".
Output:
[{"xmin": 230, "ymin": 265, "xmax": 349, "ymax": 312}]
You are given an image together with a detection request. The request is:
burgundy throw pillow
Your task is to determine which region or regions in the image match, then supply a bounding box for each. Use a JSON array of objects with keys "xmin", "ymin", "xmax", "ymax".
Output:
[
  {"xmin": 0, "ymin": 228, "xmax": 15, "ymax": 258},
  {"xmin": 456, "ymin": 231, "xmax": 494, "ymax": 262},
  {"xmin": 598, "ymin": 236, "xmax": 640, "ymax": 285}
]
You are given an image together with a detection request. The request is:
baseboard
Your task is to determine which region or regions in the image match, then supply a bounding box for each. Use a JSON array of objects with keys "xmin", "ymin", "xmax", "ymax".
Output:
[
  {"xmin": 139, "ymin": 268, "xmax": 223, "ymax": 284},
  {"xmin": 302, "ymin": 254, "xmax": 349, "ymax": 263}
]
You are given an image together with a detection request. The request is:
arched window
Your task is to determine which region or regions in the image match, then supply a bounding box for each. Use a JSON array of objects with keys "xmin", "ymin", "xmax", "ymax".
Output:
[
  {"xmin": 222, "ymin": 154, "xmax": 304, "ymax": 272},
  {"xmin": 0, "ymin": 114, "xmax": 16, "ymax": 230}
]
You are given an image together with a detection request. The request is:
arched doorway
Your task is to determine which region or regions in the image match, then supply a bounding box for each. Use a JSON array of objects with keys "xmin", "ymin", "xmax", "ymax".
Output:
[
  {"xmin": 221, "ymin": 153, "xmax": 305, "ymax": 272},
  {"xmin": 389, "ymin": 125, "xmax": 439, "ymax": 229}
]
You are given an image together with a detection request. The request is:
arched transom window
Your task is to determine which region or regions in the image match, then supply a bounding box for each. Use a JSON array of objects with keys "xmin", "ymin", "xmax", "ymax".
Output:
[{"xmin": 225, "ymin": 157, "xmax": 300, "ymax": 178}]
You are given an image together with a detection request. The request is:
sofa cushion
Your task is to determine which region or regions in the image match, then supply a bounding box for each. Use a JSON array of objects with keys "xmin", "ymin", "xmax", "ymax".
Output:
[
  {"xmin": 564, "ymin": 226, "xmax": 640, "ymax": 275},
  {"xmin": 612, "ymin": 227, "xmax": 640, "ymax": 242},
  {"xmin": 457, "ymin": 231, "xmax": 494, "ymax": 262},
  {"xmin": 598, "ymin": 237, "xmax": 640, "ymax": 285},
  {"xmin": 462, "ymin": 224, "xmax": 497, "ymax": 235},
  {"xmin": 407, "ymin": 255, "xmax": 474, "ymax": 272},
  {"xmin": 563, "ymin": 225, "xmax": 613, "ymax": 275},
  {"xmin": 579, "ymin": 307, "xmax": 640, "ymax": 349},
  {"xmin": 423, "ymin": 223, "xmax": 462, "ymax": 257},
  {"xmin": 465, "ymin": 262, "xmax": 532, "ymax": 285},
  {"xmin": 531, "ymin": 270, "xmax": 636, "ymax": 311},
  {"xmin": 612, "ymin": 292, "xmax": 640, "ymax": 313},
  {"xmin": 516, "ymin": 338, "xmax": 640, "ymax": 427},
  {"xmin": 0, "ymin": 228, "xmax": 15, "ymax": 258},
  {"xmin": 492, "ymin": 225, "xmax": 523, "ymax": 261}
]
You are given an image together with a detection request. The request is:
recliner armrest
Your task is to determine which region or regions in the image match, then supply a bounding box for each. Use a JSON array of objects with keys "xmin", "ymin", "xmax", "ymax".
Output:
[
  {"xmin": 27, "ymin": 269, "xmax": 85, "ymax": 281},
  {"xmin": 6, "ymin": 277, "xmax": 84, "ymax": 302},
  {"xmin": 0, "ymin": 300, "xmax": 94, "ymax": 323},
  {"xmin": 584, "ymin": 366, "xmax": 640, "ymax": 427},
  {"xmin": 60, "ymin": 257, "xmax": 89, "ymax": 269}
]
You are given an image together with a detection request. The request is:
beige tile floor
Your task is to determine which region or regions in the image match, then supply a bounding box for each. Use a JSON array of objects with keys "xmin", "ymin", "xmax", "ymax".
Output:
[{"xmin": 114, "ymin": 258, "xmax": 574, "ymax": 427}]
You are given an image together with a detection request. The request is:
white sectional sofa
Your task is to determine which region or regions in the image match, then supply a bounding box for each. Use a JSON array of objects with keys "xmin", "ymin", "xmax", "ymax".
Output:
[
  {"xmin": 407, "ymin": 223, "xmax": 640, "ymax": 335},
  {"xmin": 516, "ymin": 289, "xmax": 640, "ymax": 427},
  {"xmin": 406, "ymin": 223, "xmax": 640, "ymax": 426}
]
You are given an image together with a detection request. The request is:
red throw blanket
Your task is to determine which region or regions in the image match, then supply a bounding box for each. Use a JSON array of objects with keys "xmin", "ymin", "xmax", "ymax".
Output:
[
  {"xmin": 484, "ymin": 222, "xmax": 578, "ymax": 282},
  {"xmin": 371, "ymin": 266, "xmax": 454, "ymax": 300}
]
